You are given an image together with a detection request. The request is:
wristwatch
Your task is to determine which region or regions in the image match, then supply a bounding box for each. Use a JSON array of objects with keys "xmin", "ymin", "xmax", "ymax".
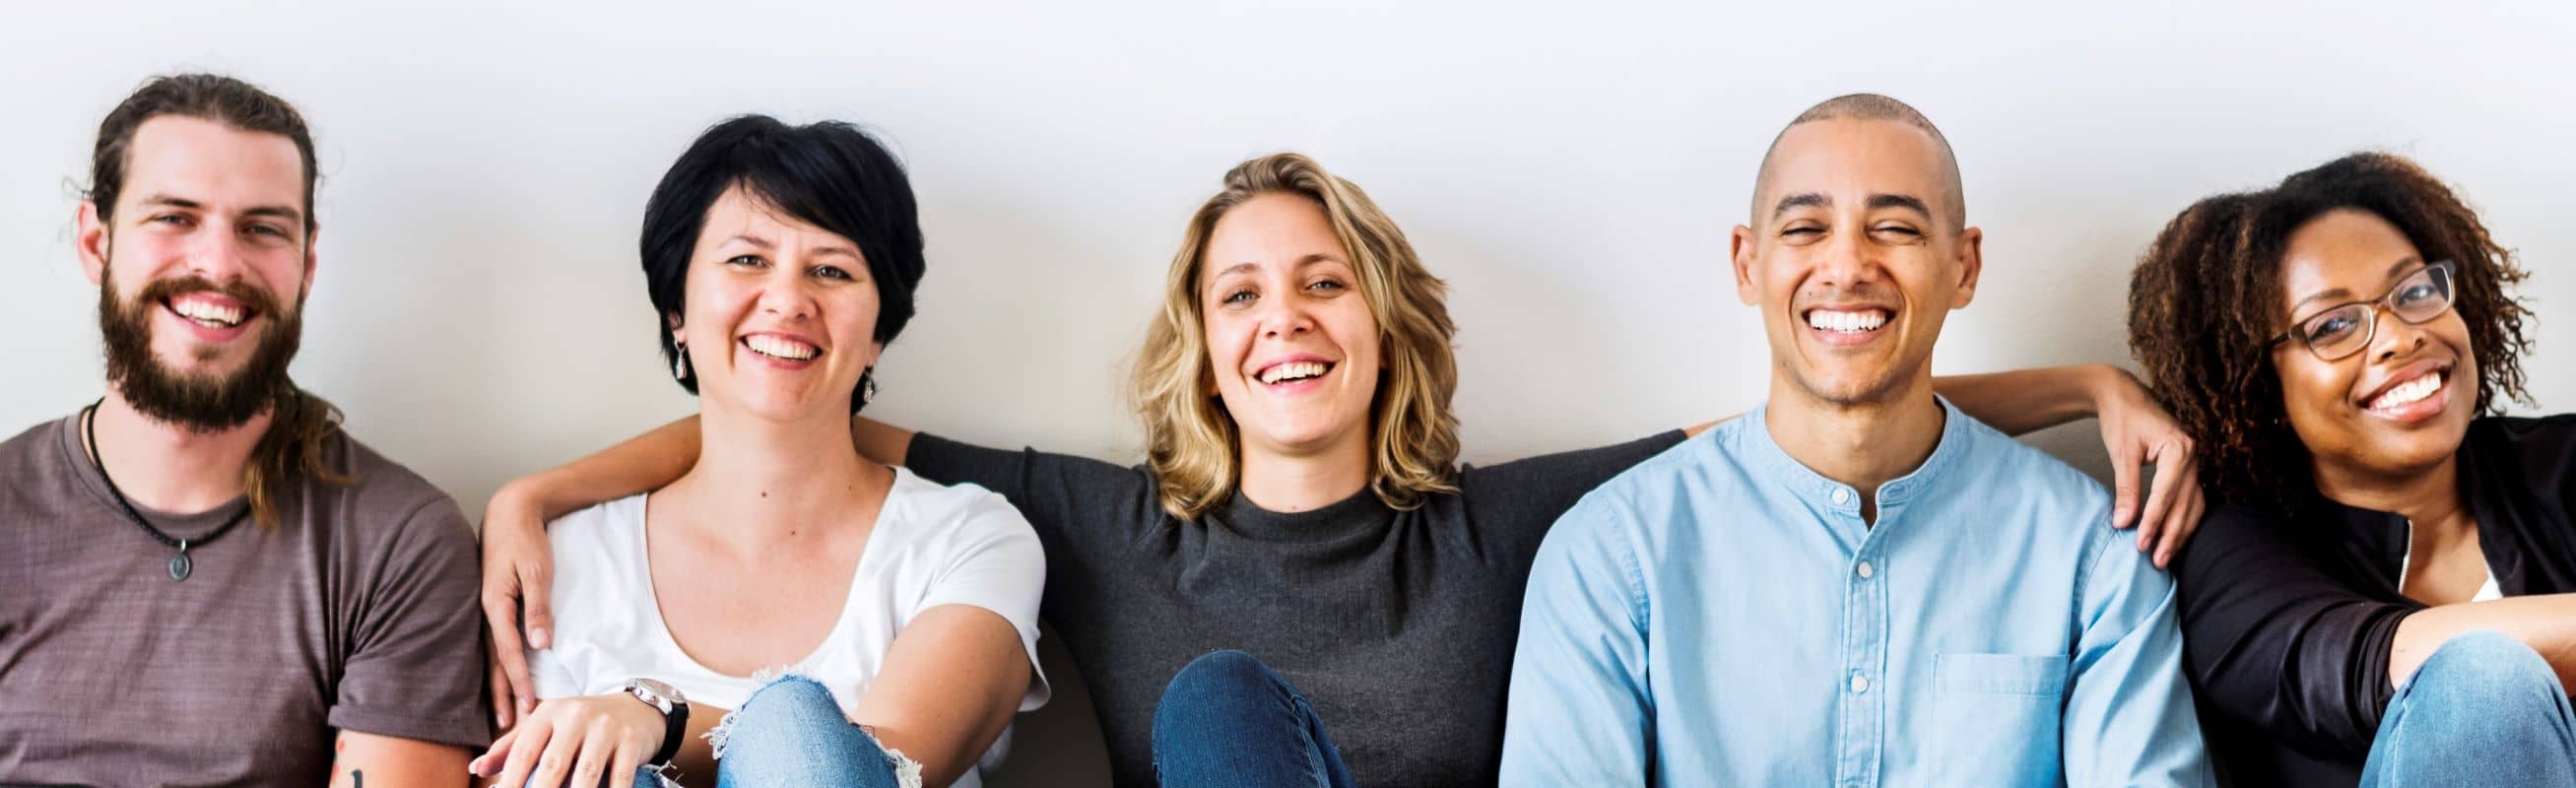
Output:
[{"xmin": 622, "ymin": 678, "xmax": 690, "ymax": 767}]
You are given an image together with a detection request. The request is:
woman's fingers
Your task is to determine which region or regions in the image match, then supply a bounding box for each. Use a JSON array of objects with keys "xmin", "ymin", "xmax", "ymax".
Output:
[
  {"xmin": 469, "ymin": 727, "xmax": 517, "ymax": 777},
  {"xmin": 2108, "ymin": 438, "xmax": 2144, "ymax": 532}
]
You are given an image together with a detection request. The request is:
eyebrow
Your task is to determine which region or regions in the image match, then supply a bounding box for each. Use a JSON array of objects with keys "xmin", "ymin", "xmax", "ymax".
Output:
[
  {"xmin": 719, "ymin": 234, "xmax": 858, "ymax": 259},
  {"xmin": 1212, "ymin": 254, "xmax": 1341, "ymax": 279},
  {"xmin": 1770, "ymin": 192, "xmax": 1827, "ymax": 220},
  {"xmin": 1866, "ymin": 193, "xmax": 1933, "ymax": 220},
  {"xmin": 2291, "ymin": 255, "xmax": 2427, "ymax": 311},
  {"xmin": 138, "ymin": 194, "xmax": 304, "ymax": 225}
]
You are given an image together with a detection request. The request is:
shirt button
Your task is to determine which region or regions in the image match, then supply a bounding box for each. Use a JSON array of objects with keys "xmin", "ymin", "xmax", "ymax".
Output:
[
  {"xmin": 1850, "ymin": 674, "xmax": 1870, "ymax": 693},
  {"xmin": 1830, "ymin": 489, "xmax": 1851, "ymax": 505},
  {"xmin": 1856, "ymin": 561, "xmax": 1875, "ymax": 579}
]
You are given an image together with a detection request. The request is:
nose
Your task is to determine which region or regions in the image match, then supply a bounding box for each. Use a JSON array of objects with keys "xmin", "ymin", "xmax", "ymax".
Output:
[
  {"xmin": 1255, "ymin": 293, "xmax": 1315, "ymax": 340},
  {"xmin": 756, "ymin": 267, "xmax": 820, "ymax": 321},
  {"xmin": 184, "ymin": 220, "xmax": 256, "ymax": 283},
  {"xmin": 2367, "ymin": 301, "xmax": 2426, "ymax": 363},
  {"xmin": 1814, "ymin": 226, "xmax": 1882, "ymax": 291}
]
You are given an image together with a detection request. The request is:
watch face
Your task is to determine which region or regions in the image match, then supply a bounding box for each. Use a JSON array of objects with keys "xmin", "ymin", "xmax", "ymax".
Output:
[{"xmin": 629, "ymin": 678, "xmax": 685, "ymax": 706}]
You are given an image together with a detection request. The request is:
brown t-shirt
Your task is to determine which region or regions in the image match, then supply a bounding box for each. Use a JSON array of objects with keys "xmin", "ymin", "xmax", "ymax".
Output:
[{"xmin": 0, "ymin": 414, "xmax": 490, "ymax": 786}]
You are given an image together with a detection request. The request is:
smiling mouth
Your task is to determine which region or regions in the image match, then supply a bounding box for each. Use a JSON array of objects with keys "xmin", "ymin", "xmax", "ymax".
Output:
[
  {"xmin": 743, "ymin": 335, "xmax": 820, "ymax": 361},
  {"xmin": 2365, "ymin": 368, "xmax": 2445, "ymax": 413},
  {"xmin": 1804, "ymin": 306, "xmax": 1891, "ymax": 334},
  {"xmin": 1256, "ymin": 361, "xmax": 1334, "ymax": 385},
  {"xmin": 165, "ymin": 294, "xmax": 251, "ymax": 329}
]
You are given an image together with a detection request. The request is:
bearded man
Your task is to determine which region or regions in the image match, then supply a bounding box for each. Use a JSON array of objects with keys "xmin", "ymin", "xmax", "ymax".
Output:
[{"xmin": 0, "ymin": 73, "xmax": 487, "ymax": 787}]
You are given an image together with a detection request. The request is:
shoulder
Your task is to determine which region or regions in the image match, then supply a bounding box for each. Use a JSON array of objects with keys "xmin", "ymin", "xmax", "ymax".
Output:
[
  {"xmin": 0, "ymin": 417, "xmax": 63, "ymax": 466},
  {"xmin": 317, "ymin": 430, "xmax": 479, "ymax": 569},
  {"xmin": 326, "ymin": 429, "xmax": 470, "ymax": 533},
  {"xmin": 886, "ymin": 469, "xmax": 1038, "ymax": 544},
  {"xmin": 1951, "ymin": 413, "xmax": 2111, "ymax": 512},
  {"xmin": 544, "ymin": 493, "xmax": 647, "ymax": 559},
  {"xmin": 2469, "ymin": 413, "xmax": 2576, "ymax": 469}
]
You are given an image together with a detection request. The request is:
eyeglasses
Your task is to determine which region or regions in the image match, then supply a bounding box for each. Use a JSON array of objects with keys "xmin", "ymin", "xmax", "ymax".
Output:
[{"xmin": 2269, "ymin": 260, "xmax": 2457, "ymax": 361}]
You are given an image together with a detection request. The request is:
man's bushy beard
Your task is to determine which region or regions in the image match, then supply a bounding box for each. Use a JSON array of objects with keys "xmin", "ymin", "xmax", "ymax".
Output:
[{"xmin": 99, "ymin": 261, "xmax": 303, "ymax": 433}]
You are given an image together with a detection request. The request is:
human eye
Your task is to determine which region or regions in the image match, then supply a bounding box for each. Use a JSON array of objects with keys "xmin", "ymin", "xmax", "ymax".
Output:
[
  {"xmin": 1871, "ymin": 224, "xmax": 1924, "ymax": 238},
  {"xmin": 1306, "ymin": 277, "xmax": 1347, "ymax": 293},
  {"xmin": 2302, "ymin": 308, "xmax": 2363, "ymax": 345},
  {"xmin": 1220, "ymin": 287, "xmax": 1256, "ymax": 305},
  {"xmin": 812, "ymin": 265, "xmax": 853, "ymax": 281},
  {"xmin": 1780, "ymin": 224, "xmax": 1824, "ymax": 241},
  {"xmin": 726, "ymin": 254, "xmax": 767, "ymax": 268}
]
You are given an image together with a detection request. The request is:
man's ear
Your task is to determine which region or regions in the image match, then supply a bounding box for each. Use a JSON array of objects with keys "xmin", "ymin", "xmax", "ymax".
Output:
[
  {"xmin": 1730, "ymin": 225, "xmax": 1760, "ymax": 305},
  {"xmin": 1950, "ymin": 226, "xmax": 1983, "ymax": 308},
  {"xmin": 77, "ymin": 201, "xmax": 109, "ymax": 286},
  {"xmin": 298, "ymin": 222, "xmax": 320, "ymax": 301}
]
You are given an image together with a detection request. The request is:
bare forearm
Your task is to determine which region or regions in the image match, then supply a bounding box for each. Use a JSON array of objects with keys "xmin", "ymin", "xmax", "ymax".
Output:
[
  {"xmin": 504, "ymin": 416, "xmax": 703, "ymax": 520},
  {"xmin": 1935, "ymin": 364, "xmax": 2114, "ymax": 436},
  {"xmin": 2391, "ymin": 595, "xmax": 2576, "ymax": 690}
]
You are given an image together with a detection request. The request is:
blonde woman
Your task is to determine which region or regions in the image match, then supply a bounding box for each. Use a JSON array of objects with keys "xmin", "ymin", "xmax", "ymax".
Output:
[{"xmin": 478, "ymin": 153, "xmax": 2197, "ymax": 786}]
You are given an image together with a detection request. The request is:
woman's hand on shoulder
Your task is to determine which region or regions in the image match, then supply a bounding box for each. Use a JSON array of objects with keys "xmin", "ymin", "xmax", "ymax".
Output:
[
  {"xmin": 2087, "ymin": 364, "xmax": 2205, "ymax": 568},
  {"xmin": 482, "ymin": 479, "xmax": 561, "ymax": 731},
  {"xmin": 471, "ymin": 692, "xmax": 666, "ymax": 788}
]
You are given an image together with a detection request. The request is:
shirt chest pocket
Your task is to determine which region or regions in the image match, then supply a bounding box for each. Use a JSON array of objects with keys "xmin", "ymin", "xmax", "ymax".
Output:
[{"xmin": 1928, "ymin": 653, "xmax": 2069, "ymax": 787}]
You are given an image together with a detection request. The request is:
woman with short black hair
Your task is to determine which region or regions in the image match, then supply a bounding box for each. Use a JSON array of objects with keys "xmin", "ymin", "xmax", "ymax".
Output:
[{"xmin": 469, "ymin": 115, "xmax": 1047, "ymax": 788}]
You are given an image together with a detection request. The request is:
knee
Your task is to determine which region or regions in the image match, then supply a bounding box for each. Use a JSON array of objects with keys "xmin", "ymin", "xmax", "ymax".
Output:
[
  {"xmin": 2411, "ymin": 630, "xmax": 2566, "ymax": 709},
  {"xmin": 714, "ymin": 675, "xmax": 845, "ymax": 754},
  {"xmin": 1157, "ymin": 650, "xmax": 1288, "ymax": 728},
  {"xmin": 1170, "ymin": 650, "xmax": 1277, "ymax": 693}
]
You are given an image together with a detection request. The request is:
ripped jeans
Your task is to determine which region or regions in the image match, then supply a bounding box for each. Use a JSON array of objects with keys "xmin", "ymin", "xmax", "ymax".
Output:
[{"xmin": 536, "ymin": 676, "xmax": 916, "ymax": 788}]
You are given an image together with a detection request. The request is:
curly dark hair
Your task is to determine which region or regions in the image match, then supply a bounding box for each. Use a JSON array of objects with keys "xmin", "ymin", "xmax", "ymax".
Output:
[{"xmin": 2127, "ymin": 152, "xmax": 2535, "ymax": 514}]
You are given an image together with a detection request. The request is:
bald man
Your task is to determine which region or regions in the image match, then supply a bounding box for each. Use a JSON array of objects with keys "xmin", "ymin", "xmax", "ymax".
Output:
[{"xmin": 1498, "ymin": 95, "xmax": 2212, "ymax": 786}]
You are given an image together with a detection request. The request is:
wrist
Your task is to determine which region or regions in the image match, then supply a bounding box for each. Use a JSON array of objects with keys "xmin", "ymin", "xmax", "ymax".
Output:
[{"xmin": 2077, "ymin": 363, "xmax": 2125, "ymax": 418}]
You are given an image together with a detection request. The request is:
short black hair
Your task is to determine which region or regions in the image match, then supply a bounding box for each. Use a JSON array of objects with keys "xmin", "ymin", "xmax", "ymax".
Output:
[{"xmin": 639, "ymin": 114, "xmax": 926, "ymax": 411}]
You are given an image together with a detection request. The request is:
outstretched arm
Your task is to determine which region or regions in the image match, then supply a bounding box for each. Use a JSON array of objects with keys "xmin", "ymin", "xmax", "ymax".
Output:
[{"xmin": 1937, "ymin": 363, "xmax": 2205, "ymax": 567}]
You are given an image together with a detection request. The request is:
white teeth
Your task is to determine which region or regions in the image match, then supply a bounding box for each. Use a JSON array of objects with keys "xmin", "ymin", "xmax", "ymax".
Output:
[
  {"xmin": 745, "ymin": 335, "xmax": 819, "ymax": 361},
  {"xmin": 1806, "ymin": 308, "xmax": 1888, "ymax": 333},
  {"xmin": 2368, "ymin": 372, "xmax": 2443, "ymax": 411},
  {"xmin": 1259, "ymin": 361, "xmax": 1330, "ymax": 385},
  {"xmin": 170, "ymin": 298, "xmax": 244, "ymax": 327}
]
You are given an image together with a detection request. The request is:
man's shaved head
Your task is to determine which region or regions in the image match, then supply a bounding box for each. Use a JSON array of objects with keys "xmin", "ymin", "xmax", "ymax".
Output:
[{"xmin": 1751, "ymin": 93, "xmax": 1965, "ymax": 230}]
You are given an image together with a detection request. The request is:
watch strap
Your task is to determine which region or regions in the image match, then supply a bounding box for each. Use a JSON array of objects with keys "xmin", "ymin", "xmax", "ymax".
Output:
[{"xmin": 648, "ymin": 696, "xmax": 689, "ymax": 766}]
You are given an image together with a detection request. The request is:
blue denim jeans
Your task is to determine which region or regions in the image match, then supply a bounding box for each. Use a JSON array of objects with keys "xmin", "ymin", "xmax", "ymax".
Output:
[
  {"xmin": 2360, "ymin": 629, "xmax": 2576, "ymax": 787},
  {"xmin": 1152, "ymin": 650, "xmax": 1357, "ymax": 788},
  {"xmin": 527, "ymin": 676, "xmax": 905, "ymax": 788}
]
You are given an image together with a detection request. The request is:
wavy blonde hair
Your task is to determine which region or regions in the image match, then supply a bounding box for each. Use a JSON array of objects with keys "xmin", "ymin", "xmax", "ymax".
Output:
[{"xmin": 1130, "ymin": 153, "xmax": 1461, "ymax": 519}]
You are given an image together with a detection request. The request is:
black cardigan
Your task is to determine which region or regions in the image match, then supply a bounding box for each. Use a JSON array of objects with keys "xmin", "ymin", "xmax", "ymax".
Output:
[{"xmin": 2174, "ymin": 414, "xmax": 2576, "ymax": 786}]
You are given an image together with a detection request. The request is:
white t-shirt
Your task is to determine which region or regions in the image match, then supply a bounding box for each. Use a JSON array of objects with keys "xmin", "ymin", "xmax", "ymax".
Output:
[{"xmin": 530, "ymin": 467, "xmax": 1049, "ymax": 785}]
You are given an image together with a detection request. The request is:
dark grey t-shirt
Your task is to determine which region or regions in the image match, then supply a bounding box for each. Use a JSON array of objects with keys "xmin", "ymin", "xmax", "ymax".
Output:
[
  {"xmin": 0, "ymin": 414, "xmax": 489, "ymax": 786},
  {"xmin": 908, "ymin": 430, "xmax": 1685, "ymax": 787}
]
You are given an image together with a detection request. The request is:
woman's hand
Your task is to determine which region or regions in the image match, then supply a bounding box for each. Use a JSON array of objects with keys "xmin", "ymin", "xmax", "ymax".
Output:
[
  {"xmin": 471, "ymin": 693, "xmax": 667, "ymax": 788},
  {"xmin": 482, "ymin": 481, "xmax": 560, "ymax": 730},
  {"xmin": 2088, "ymin": 365, "xmax": 2204, "ymax": 568}
]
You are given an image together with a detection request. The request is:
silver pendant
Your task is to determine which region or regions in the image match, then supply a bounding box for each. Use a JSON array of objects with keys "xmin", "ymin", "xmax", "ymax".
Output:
[{"xmin": 169, "ymin": 552, "xmax": 191, "ymax": 581}]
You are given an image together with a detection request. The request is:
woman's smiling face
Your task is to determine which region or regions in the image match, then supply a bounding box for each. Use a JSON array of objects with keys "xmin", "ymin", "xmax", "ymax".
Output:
[
  {"xmin": 2271, "ymin": 208, "xmax": 2477, "ymax": 482},
  {"xmin": 1197, "ymin": 192, "xmax": 1382, "ymax": 462}
]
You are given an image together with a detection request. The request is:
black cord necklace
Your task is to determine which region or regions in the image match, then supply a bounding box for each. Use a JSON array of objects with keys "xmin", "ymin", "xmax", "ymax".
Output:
[{"xmin": 80, "ymin": 401, "xmax": 249, "ymax": 581}]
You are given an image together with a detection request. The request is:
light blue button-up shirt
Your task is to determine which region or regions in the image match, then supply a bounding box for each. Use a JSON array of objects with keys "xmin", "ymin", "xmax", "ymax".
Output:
[{"xmin": 1501, "ymin": 400, "xmax": 2211, "ymax": 787}]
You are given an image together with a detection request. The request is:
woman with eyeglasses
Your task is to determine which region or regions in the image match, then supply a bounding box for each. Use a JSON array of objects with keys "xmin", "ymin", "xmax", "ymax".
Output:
[{"xmin": 2132, "ymin": 152, "xmax": 2576, "ymax": 787}]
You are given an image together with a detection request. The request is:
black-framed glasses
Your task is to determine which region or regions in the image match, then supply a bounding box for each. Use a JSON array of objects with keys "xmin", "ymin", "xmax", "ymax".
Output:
[{"xmin": 2269, "ymin": 260, "xmax": 2457, "ymax": 361}]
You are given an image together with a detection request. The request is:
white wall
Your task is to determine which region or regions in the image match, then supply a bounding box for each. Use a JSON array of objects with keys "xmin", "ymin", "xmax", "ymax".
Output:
[{"xmin": 5, "ymin": 2, "xmax": 2572, "ymax": 783}]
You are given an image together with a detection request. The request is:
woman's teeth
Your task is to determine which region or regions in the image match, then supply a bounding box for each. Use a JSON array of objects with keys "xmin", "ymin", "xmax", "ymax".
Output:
[
  {"xmin": 1807, "ymin": 308, "xmax": 1888, "ymax": 333},
  {"xmin": 746, "ymin": 335, "xmax": 819, "ymax": 361},
  {"xmin": 169, "ymin": 298, "xmax": 244, "ymax": 327},
  {"xmin": 1259, "ymin": 361, "xmax": 1330, "ymax": 384},
  {"xmin": 2367, "ymin": 372, "xmax": 2443, "ymax": 411}
]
